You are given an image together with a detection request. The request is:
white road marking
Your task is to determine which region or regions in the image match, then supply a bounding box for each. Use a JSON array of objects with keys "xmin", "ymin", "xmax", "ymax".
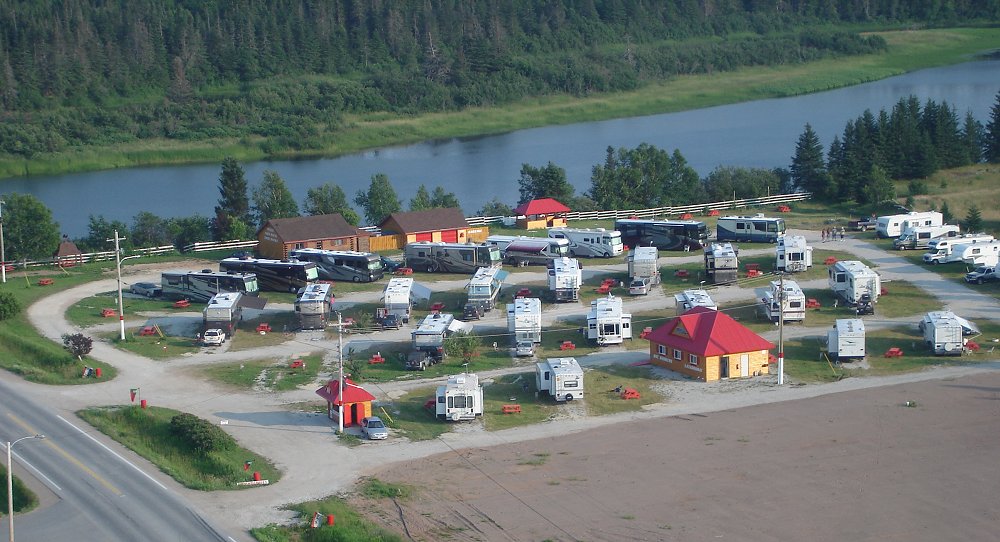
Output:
[{"xmin": 57, "ymin": 415, "xmax": 169, "ymax": 491}]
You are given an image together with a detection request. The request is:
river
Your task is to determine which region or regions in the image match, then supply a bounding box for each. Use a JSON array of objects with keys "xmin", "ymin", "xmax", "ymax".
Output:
[{"xmin": 2, "ymin": 60, "xmax": 999, "ymax": 238}]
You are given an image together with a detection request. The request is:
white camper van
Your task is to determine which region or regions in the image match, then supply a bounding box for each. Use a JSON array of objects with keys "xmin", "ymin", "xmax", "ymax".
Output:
[
  {"xmin": 704, "ymin": 243, "xmax": 739, "ymax": 284},
  {"xmin": 922, "ymin": 234, "xmax": 995, "ymax": 264},
  {"xmin": 547, "ymin": 257, "xmax": 582, "ymax": 302},
  {"xmin": 586, "ymin": 295, "xmax": 632, "ymax": 345},
  {"xmin": 547, "ymin": 228, "xmax": 623, "ymax": 258},
  {"xmin": 535, "ymin": 357, "xmax": 584, "ymax": 402},
  {"xmin": 827, "ymin": 319, "xmax": 865, "ymax": 362},
  {"xmin": 875, "ymin": 211, "xmax": 942, "ymax": 238},
  {"xmin": 893, "ymin": 224, "xmax": 960, "ymax": 250},
  {"xmin": 919, "ymin": 311, "xmax": 979, "ymax": 356},
  {"xmin": 775, "ymin": 235, "xmax": 813, "ymax": 272},
  {"xmin": 758, "ymin": 279, "xmax": 806, "ymax": 322},
  {"xmin": 828, "ymin": 260, "xmax": 880, "ymax": 306},
  {"xmin": 674, "ymin": 289, "xmax": 718, "ymax": 315},
  {"xmin": 507, "ymin": 297, "xmax": 542, "ymax": 344},
  {"xmin": 435, "ymin": 373, "xmax": 484, "ymax": 421}
]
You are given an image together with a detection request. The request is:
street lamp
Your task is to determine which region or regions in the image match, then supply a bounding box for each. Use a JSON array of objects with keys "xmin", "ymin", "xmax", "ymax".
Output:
[
  {"xmin": 335, "ymin": 311, "xmax": 345, "ymax": 434},
  {"xmin": 7, "ymin": 434, "xmax": 44, "ymax": 542},
  {"xmin": 0, "ymin": 198, "xmax": 7, "ymax": 284},
  {"xmin": 107, "ymin": 230, "xmax": 141, "ymax": 341}
]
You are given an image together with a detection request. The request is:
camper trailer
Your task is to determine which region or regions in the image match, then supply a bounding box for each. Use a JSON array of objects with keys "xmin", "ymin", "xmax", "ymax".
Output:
[
  {"xmin": 466, "ymin": 267, "xmax": 508, "ymax": 312},
  {"xmin": 547, "ymin": 257, "xmax": 582, "ymax": 302},
  {"xmin": 435, "ymin": 373, "xmax": 484, "ymax": 421},
  {"xmin": 827, "ymin": 319, "xmax": 866, "ymax": 362},
  {"xmin": 759, "ymin": 279, "xmax": 806, "ymax": 322},
  {"xmin": 507, "ymin": 297, "xmax": 542, "ymax": 344},
  {"xmin": 957, "ymin": 240, "xmax": 1000, "ymax": 267},
  {"xmin": 704, "ymin": 243, "xmax": 739, "ymax": 284},
  {"xmin": 547, "ymin": 228, "xmax": 623, "ymax": 258},
  {"xmin": 535, "ymin": 358, "xmax": 584, "ymax": 402},
  {"xmin": 716, "ymin": 214, "xmax": 786, "ymax": 243},
  {"xmin": 295, "ymin": 283, "xmax": 335, "ymax": 330},
  {"xmin": 875, "ymin": 211, "xmax": 942, "ymax": 238},
  {"xmin": 922, "ymin": 234, "xmax": 995, "ymax": 264},
  {"xmin": 202, "ymin": 292, "xmax": 242, "ymax": 337},
  {"xmin": 776, "ymin": 235, "xmax": 813, "ymax": 272},
  {"xmin": 627, "ymin": 246, "xmax": 660, "ymax": 282},
  {"xmin": 919, "ymin": 311, "xmax": 979, "ymax": 356},
  {"xmin": 403, "ymin": 242, "xmax": 502, "ymax": 273},
  {"xmin": 406, "ymin": 313, "xmax": 458, "ymax": 370},
  {"xmin": 674, "ymin": 289, "xmax": 718, "ymax": 315},
  {"xmin": 586, "ymin": 295, "xmax": 632, "ymax": 345},
  {"xmin": 382, "ymin": 278, "xmax": 416, "ymax": 324},
  {"xmin": 893, "ymin": 224, "xmax": 960, "ymax": 250},
  {"xmin": 828, "ymin": 260, "xmax": 880, "ymax": 307}
]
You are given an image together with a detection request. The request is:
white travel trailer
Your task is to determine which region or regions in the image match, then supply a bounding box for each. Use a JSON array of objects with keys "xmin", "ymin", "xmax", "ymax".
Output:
[
  {"xmin": 547, "ymin": 257, "xmax": 582, "ymax": 302},
  {"xmin": 435, "ymin": 373, "xmax": 484, "ymax": 421},
  {"xmin": 381, "ymin": 277, "xmax": 431, "ymax": 324},
  {"xmin": 202, "ymin": 292, "xmax": 242, "ymax": 337},
  {"xmin": 507, "ymin": 297, "xmax": 542, "ymax": 344},
  {"xmin": 922, "ymin": 234, "xmax": 995, "ymax": 264},
  {"xmin": 775, "ymin": 235, "xmax": 813, "ymax": 272},
  {"xmin": 828, "ymin": 260, "xmax": 880, "ymax": 306},
  {"xmin": 919, "ymin": 311, "xmax": 979, "ymax": 356},
  {"xmin": 674, "ymin": 289, "xmax": 717, "ymax": 315},
  {"xmin": 875, "ymin": 211, "xmax": 942, "ymax": 238},
  {"xmin": 535, "ymin": 357, "xmax": 584, "ymax": 402},
  {"xmin": 957, "ymin": 240, "xmax": 1000, "ymax": 267},
  {"xmin": 547, "ymin": 227, "xmax": 624, "ymax": 258},
  {"xmin": 827, "ymin": 319, "xmax": 866, "ymax": 362},
  {"xmin": 586, "ymin": 295, "xmax": 632, "ymax": 345},
  {"xmin": 893, "ymin": 224, "xmax": 960, "ymax": 250},
  {"xmin": 758, "ymin": 279, "xmax": 806, "ymax": 322},
  {"xmin": 704, "ymin": 242, "xmax": 739, "ymax": 284},
  {"xmin": 627, "ymin": 246, "xmax": 660, "ymax": 283}
]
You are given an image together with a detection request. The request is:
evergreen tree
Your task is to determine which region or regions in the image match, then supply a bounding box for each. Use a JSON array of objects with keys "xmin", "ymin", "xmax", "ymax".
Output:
[
  {"xmin": 430, "ymin": 186, "xmax": 460, "ymax": 208},
  {"xmin": 214, "ymin": 157, "xmax": 250, "ymax": 240},
  {"xmin": 131, "ymin": 211, "xmax": 173, "ymax": 248},
  {"xmin": 517, "ymin": 162, "xmax": 574, "ymax": 205},
  {"xmin": 961, "ymin": 111, "xmax": 984, "ymax": 164},
  {"xmin": 790, "ymin": 123, "xmax": 828, "ymax": 195},
  {"xmin": 940, "ymin": 201, "xmax": 954, "ymax": 223},
  {"xmin": 984, "ymin": 90, "xmax": 1000, "ymax": 163},
  {"xmin": 2, "ymin": 192, "xmax": 61, "ymax": 261},
  {"xmin": 354, "ymin": 173, "xmax": 401, "ymax": 225},
  {"xmin": 303, "ymin": 183, "xmax": 359, "ymax": 225},
  {"xmin": 409, "ymin": 185, "xmax": 433, "ymax": 211},
  {"xmin": 964, "ymin": 204, "xmax": 983, "ymax": 234},
  {"xmin": 861, "ymin": 165, "xmax": 895, "ymax": 205},
  {"xmin": 251, "ymin": 170, "xmax": 299, "ymax": 228}
]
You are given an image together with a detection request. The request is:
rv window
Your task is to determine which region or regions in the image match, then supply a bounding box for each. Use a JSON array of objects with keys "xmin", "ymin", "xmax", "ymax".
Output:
[
  {"xmin": 623, "ymin": 322, "xmax": 630, "ymax": 329},
  {"xmin": 462, "ymin": 253, "xmax": 472, "ymax": 261},
  {"xmin": 564, "ymin": 381, "xmax": 579, "ymax": 388},
  {"xmin": 658, "ymin": 345, "xmax": 666, "ymax": 355},
  {"xmin": 334, "ymin": 258, "xmax": 343, "ymax": 266},
  {"xmin": 836, "ymin": 273, "xmax": 845, "ymax": 283},
  {"xmin": 737, "ymin": 222, "xmax": 747, "ymax": 230},
  {"xmin": 418, "ymin": 251, "xmax": 426, "ymax": 257},
  {"xmin": 790, "ymin": 253, "xmax": 802, "ymax": 261},
  {"xmin": 438, "ymin": 396, "xmax": 444, "ymax": 403},
  {"xmin": 544, "ymin": 371, "xmax": 550, "ymax": 380},
  {"xmin": 754, "ymin": 222, "xmax": 766, "ymax": 232},
  {"xmin": 790, "ymin": 301, "xmax": 802, "ymax": 308},
  {"xmin": 589, "ymin": 323, "xmax": 597, "ymax": 329},
  {"xmin": 453, "ymin": 395, "xmax": 469, "ymax": 409}
]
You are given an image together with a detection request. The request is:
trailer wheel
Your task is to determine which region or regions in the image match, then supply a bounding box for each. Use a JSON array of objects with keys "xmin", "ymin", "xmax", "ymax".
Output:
[{"xmin": 565, "ymin": 394, "xmax": 574, "ymax": 401}]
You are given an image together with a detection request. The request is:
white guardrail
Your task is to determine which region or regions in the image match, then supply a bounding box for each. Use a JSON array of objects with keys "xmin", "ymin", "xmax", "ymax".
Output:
[{"xmin": 9, "ymin": 245, "xmax": 176, "ymax": 269}]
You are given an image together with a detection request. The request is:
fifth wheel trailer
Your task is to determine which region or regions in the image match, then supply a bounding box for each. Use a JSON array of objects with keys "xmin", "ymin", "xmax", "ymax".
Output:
[
  {"xmin": 536, "ymin": 357, "xmax": 585, "ymax": 402},
  {"xmin": 826, "ymin": 319, "xmax": 866, "ymax": 362}
]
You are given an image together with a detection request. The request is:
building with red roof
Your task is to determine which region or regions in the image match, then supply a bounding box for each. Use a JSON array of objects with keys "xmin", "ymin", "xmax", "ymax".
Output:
[
  {"xmin": 512, "ymin": 198, "xmax": 570, "ymax": 230},
  {"xmin": 645, "ymin": 306, "xmax": 774, "ymax": 381},
  {"xmin": 315, "ymin": 377, "xmax": 376, "ymax": 427}
]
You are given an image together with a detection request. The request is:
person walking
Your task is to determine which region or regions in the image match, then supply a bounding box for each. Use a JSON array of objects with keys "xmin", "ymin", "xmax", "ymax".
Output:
[{"xmin": 821, "ymin": 228, "xmax": 826, "ymax": 242}]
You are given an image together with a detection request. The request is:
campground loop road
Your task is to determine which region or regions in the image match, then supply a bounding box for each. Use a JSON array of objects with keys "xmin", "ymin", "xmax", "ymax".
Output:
[{"xmin": 13, "ymin": 229, "xmax": 1000, "ymax": 534}]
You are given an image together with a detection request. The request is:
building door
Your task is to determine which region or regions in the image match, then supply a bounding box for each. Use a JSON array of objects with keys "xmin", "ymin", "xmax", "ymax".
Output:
[
  {"xmin": 415, "ymin": 232, "xmax": 434, "ymax": 242},
  {"xmin": 740, "ymin": 353, "xmax": 750, "ymax": 377},
  {"xmin": 719, "ymin": 356, "xmax": 729, "ymax": 378},
  {"xmin": 440, "ymin": 229, "xmax": 459, "ymax": 243}
]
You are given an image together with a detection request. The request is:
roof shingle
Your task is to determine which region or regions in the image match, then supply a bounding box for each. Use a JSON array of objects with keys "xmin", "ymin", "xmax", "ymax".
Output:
[
  {"xmin": 259, "ymin": 214, "xmax": 367, "ymax": 242},
  {"xmin": 378, "ymin": 207, "xmax": 468, "ymax": 233},
  {"xmin": 645, "ymin": 306, "xmax": 774, "ymax": 356}
]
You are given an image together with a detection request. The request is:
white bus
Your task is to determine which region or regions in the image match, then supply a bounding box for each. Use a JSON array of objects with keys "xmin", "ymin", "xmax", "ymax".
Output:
[
  {"xmin": 289, "ymin": 248, "xmax": 384, "ymax": 282},
  {"xmin": 547, "ymin": 227, "xmax": 623, "ymax": 258}
]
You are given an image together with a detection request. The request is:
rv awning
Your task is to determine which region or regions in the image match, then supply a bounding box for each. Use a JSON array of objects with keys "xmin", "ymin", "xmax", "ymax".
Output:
[
  {"xmin": 410, "ymin": 282, "xmax": 433, "ymax": 302},
  {"xmin": 448, "ymin": 319, "xmax": 473, "ymax": 334},
  {"xmin": 495, "ymin": 270, "xmax": 510, "ymax": 282},
  {"xmin": 239, "ymin": 295, "xmax": 268, "ymax": 310},
  {"xmin": 953, "ymin": 314, "xmax": 980, "ymax": 335}
]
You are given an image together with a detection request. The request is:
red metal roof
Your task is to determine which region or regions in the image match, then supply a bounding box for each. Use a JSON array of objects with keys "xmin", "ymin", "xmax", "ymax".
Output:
[
  {"xmin": 645, "ymin": 306, "xmax": 774, "ymax": 356},
  {"xmin": 513, "ymin": 198, "xmax": 570, "ymax": 216},
  {"xmin": 315, "ymin": 378, "xmax": 376, "ymax": 405}
]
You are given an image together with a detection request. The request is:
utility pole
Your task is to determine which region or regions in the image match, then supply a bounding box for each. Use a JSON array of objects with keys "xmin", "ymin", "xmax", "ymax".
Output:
[
  {"xmin": 0, "ymin": 198, "xmax": 6, "ymax": 284},
  {"xmin": 337, "ymin": 311, "xmax": 344, "ymax": 434},
  {"xmin": 108, "ymin": 230, "xmax": 128, "ymax": 341},
  {"xmin": 777, "ymin": 272, "xmax": 785, "ymax": 385}
]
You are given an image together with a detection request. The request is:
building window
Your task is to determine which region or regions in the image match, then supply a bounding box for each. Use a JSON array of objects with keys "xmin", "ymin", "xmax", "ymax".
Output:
[
  {"xmin": 688, "ymin": 354, "xmax": 698, "ymax": 366},
  {"xmin": 657, "ymin": 345, "xmax": 666, "ymax": 356},
  {"xmin": 294, "ymin": 242, "xmax": 304, "ymax": 250},
  {"xmin": 673, "ymin": 349, "xmax": 682, "ymax": 360},
  {"xmin": 316, "ymin": 241, "xmax": 324, "ymax": 249}
]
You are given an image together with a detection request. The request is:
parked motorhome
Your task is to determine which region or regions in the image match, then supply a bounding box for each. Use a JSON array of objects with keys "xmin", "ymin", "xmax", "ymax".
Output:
[
  {"xmin": 289, "ymin": 248, "xmax": 384, "ymax": 282},
  {"xmin": 627, "ymin": 246, "xmax": 660, "ymax": 283},
  {"xmin": 535, "ymin": 357, "xmax": 584, "ymax": 402},
  {"xmin": 295, "ymin": 282, "xmax": 335, "ymax": 330},
  {"xmin": 407, "ymin": 313, "xmax": 464, "ymax": 370},
  {"xmin": 716, "ymin": 214, "xmax": 785, "ymax": 243},
  {"xmin": 486, "ymin": 236, "xmax": 570, "ymax": 266},
  {"xmin": 893, "ymin": 224, "xmax": 960, "ymax": 250},
  {"xmin": 957, "ymin": 240, "xmax": 1000, "ymax": 267},
  {"xmin": 161, "ymin": 270, "xmax": 261, "ymax": 304},
  {"xmin": 547, "ymin": 257, "xmax": 582, "ymax": 302},
  {"xmin": 704, "ymin": 243, "xmax": 739, "ymax": 284},
  {"xmin": 827, "ymin": 319, "xmax": 866, "ymax": 362},
  {"xmin": 674, "ymin": 289, "xmax": 717, "ymax": 315},
  {"xmin": 828, "ymin": 261, "xmax": 880, "ymax": 306},
  {"xmin": 466, "ymin": 267, "xmax": 508, "ymax": 311},
  {"xmin": 919, "ymin": 311, "xmax": 979, "ymax": 356},
  {"xmin": 507, "ymin": 297, "xmax": 542, "ymax": 344},
  {"xmin": 614, "ymin": 218, "xmax": 709, "ymax": 251},
  {"xmin": 403, "ymin": 242, "xmax": 502, "ymax": 273},
  {"xmin": 758, "ymin": 279, "xmax": 806, "ymax": 322},
  {"xmin": 922, "ymin": 234, "xmax": 995, "ymax": 264},
  {"xmin": 586, "ymin": 295, "xmax": 632, "ymax": 345},
  {"xmin": 203, "ymin": 292, "xmax": 242, "ymax": 337},
  {"xmin": 435, "ymin": 373, "xmax": 484, "ymax": 421},
  {"xmin": 875, "ymin": 211, "xmax": 942, "ymax": 238},
  {"xmin": 547, "ymin": 227, "xmax": 623, "ymax": 258},
  {"xmin": 219, "ymin": 257, "xmax": 318, "ymax": 292},
  {"xmin": 775, "ymin": 235, "xmax": 813, "ymax": 272}
]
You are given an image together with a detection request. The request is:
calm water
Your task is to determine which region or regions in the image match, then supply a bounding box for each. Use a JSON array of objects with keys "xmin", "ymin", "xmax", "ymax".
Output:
[{"xmin": 3, "ymin": 60, "xmax": 999, "ymax": 237}]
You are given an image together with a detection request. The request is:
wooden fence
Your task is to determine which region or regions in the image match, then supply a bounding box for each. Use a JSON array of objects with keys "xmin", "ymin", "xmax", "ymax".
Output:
[{"xmin": 8, "ymin": 244, "xmax": 176, "ymax": 270}]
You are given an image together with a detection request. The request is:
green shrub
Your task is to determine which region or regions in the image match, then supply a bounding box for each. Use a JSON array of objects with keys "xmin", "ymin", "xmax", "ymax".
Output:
[
  {"xmin": 169, "ymin": 413, "xmax": 236, "ymax": 452},
  {"xmin": 0, "ymin": 291, "xmax": 21, "ymax": 320}
]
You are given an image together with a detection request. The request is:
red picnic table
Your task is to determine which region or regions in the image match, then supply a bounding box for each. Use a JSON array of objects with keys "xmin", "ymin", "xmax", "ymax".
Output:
[
  {"xmin": 430, "ymin": 302, "xmax": 445, "ymax": 313},
  {"xmin": 38, "ymin": 278, "xmax": 54, "ymax": 286},
  {"xmin": 368, "ymin": 353, "xmax": 385, "ymax": 365},
  {"xmin": 674, "ymin": 269, "xmax": 689, "ymax": 279},
  {"xmin": 884, "ymin": 347, "xmax": 903, "ymax": 358},
  {"xmin": 289, "ymin": 360, "xmax": 305, "ymax": 369},
  {"xmin": 777, "ymin": 204, "xmax": 791, "ymax": 212},
  {"xmin": 707, "ymin": 209, "xmax": 720, "ymax": 216},
  {"xmin": 173, "ymin": 299, "xmax": 191, "ymax": 308},
  {"xmin": 139, "ymin": 326, "xmax": 157, "ymax": 336},
  {"xmin": 515, "ymin": 288, "xmax": 532, "ymax": 299},
  {"xmin": 806, "ymin": 298, "xmax": 821, "ymax": 309},
  {"xmin": 256, "ymin": 323, "xmax": 272, "ymax": 334},
  {"xmin": 680, "ymin": 213, "xmax": 693, "ymax": 220},
  {"xmin": 394, "ymin": 267, "xmax": 413, "ymax": 276},
  {"xmin": 101, "ymin": 308, "xmax": 117, "ymax": 318},
  {"xmin": 824, "ymin": 256, "xmax": 838, "ymax": 265},
  {"xmin": 559, "ymin": 341, "xmax": 576, "ymax": 351}
]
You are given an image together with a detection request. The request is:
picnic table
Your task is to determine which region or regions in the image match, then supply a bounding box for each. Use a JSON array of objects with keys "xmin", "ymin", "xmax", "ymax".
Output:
[
  {"xmin": 38, "ymin": 278, "xmax": 54, "ymax": 286},
  {"xmin": 621, "ymin": 388, "xmax": 641, "ymax": 400},
  {"xmin": 595, "ymin": 285, "xmax": 611, "ymax": 294},
  {"xmin": 515, "ymin": 288, "xmax": 532, "ymax": 299},
  {"xmin": 368, "ymin": 353, "xmax": 385, "ymax": 365},
  {"xmin": 173, "ymin": 299, "xmax": 191, "ymax": 308},
  {"xmin": 824, "ymin": 256, "xmax": 838, "ymax": 265},
  {"xmin": 777, "ymin": 204, "xmax": 791, "ymax": 212},
  {"xmin": 884, "ymin": 347, "xmax": 903, "ymax": 358},
  {"xmin": 806, "ymin": 298, "xmax": 821, "ymax": 309},
  {"xmin": 501, "ymin": 404, "xmax": 522, "ymax": 414},
  {"xmin": 139, "ymin": 326, "xmax": 157, "ymax": 336},
  {"xmin": 394, "ymin": 267, "xmax": 413, "ymax": 276},
  {"xmin": 289, "ymin": 360, "xmax": 305, "ymax": 369},
  {"xmin": 639, "ymin": 326, "xmax": 653, "ymax": 339},
  {"xmin": 707, "ymin": 209, "xmax": 720, "ymax": 216},
  {"xmin": 674, "ymin": 269, "xmax": 689, "ymax": 279},
  {"xmin": 430, "ymin": 302, "xmax": 445, "ymax": 313},
  {"xmin": 256, "ymin": 323, "xmax": 272, "ymax": 334},
  {"xmin": 101, "ymin": 308, "xmax": 117, "ymax": 318},
  {"xmin": 559, "ymin": 340, "xmax": 576, "ymax": 351},
  {"xmin": 680, "ymin": 213, "xmax": 693, "ymax": 220}
]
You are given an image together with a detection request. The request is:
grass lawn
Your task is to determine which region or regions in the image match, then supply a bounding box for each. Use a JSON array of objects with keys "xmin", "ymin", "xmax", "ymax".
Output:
[
  {"xmin": 583, "ymin": 365, "xmax": 664, "ymax": 416},
  {"xmin": 201, "ymin": 353, "xmax": 324, "ymax": 392},
  {"xmin": 66, "ymin": 292, "xmax": 180, "ymax": 327},
  {"xmin": 105, "ymin": 329, "xmax": 202, "ymax": 359},
  {"xmin": 229, "ymin": 313, "xmax": 299, "ymax": 351},
  {"xmin": 0, "ymin": 463, "xmax": 38, "ymax": 515},
  {"xmin": 384, "ymin": 386, "xmax": 452, "ymax": 441},
  {"xmin": 482, "ymin": 372, "xmax": 561, "ymax": 431},
  {"xmin": 77, "ymin": 405, "xmax": 281, "ymax": 491}
]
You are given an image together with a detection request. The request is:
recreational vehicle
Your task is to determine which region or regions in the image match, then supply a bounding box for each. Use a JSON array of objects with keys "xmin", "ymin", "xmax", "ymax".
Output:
[
  {"xmin": 547, "ymin": 228, "xmax": 623, "ymax": 258},
  {"xmin": 547, "ymin": 257, "xmax": 582, "ymax": 302},
  {"xmin": 381, "ymin": 277, "xmax": 426, "ymax": 324},
  {"xmin": 407, "ymin": 313, "xmax": 465, "ymax": 370},
  {"xmin": 203, "ymin": 292, "xmax": 242, "ymax": 337},
  {"xmin": 892, "ymin": 224, "xmax": 960, "ymax": 250},
  {"xmin": 704, "ymin": 243, "xmax": 740, "ymax": 284},
  {"xmin": 716, "ymin": 214, "xmax": 785, "ymax": 243},
  {"xmin": 535, "ymin": 357, "xmax": 584, "ymax": 402},
  {"xmin": 919, "ymin": 311, "xmax": 979, "ymax": 356},
  {"xmin": 485, "ymin": 236, "xmax": 570, "ymax": 266},
  {"xmin": 435, "ymin": 373, "xmax": 484, "ymax": 421},
  {"xmin": 402, "ymin": 242, "xmax": 502, "ymax": 273},
  {"xmin": 776, "ymin": 235, "xmax": 813, "ymax": 272},
  {"xmin": 466, "ymin": 267, "xmax": 508, "ymax": 311},
  {"xmin": 627, "ymin": 246, "xmax": 660, "ymax": 282},
  {"xmin": 674, "ymin": 289, "xmax": 717, "ymax": 315},
  {"xmin": 828, "ymin": 261, "xmax": 880, "ymax": 306},
  {"xmin": 957, "ymin": 240, "xmax": 1000, "ymax": 267},
  {"xmin": 827, "ymin": 319, "xmax": 865, "ymax": 362},
  {"xmin": 875, "ymin": 211, "xmax": 942, "ymax": 238},
  {"xmin": 586, "ymin": 295, "xmax": 632, "ymax": 345},
  {"xmin": 922, "ymin": 234, "xmax": 995, "ymax": 264},
  {"xmin": 219, "ymin": 257, "xmax": 318, "ymax": 292},
  {"xmin": 161, "ymin": 270, "xmax": 260, "ymax": 304},
  {"xmin": 758, "ymin": 279, "xmax": 806, "ymax": 322},
  {"xmin": 288, "ymin": 248, "xmax": 384, "ymax": 282},
  {"xmin": 614, "ymin": 218, "xmax": 709, "ymax": 251},
  {"xmin": 507, "ymin": 297, "xmax": 542, "ymax": 344},
  {"xmin": 295, "ymin": 282, "xmax": 335, "ymax": 330}
]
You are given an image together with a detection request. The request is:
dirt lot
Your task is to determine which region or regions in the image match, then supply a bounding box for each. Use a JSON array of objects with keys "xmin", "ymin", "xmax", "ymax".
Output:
[{"xmin": 353, "ymin": 371, "xmax": 1000, "ymax": 542}]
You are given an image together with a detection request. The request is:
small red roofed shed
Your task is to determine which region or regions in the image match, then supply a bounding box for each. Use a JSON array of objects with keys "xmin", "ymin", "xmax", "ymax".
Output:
[
  {"xmin": 315, "ymin": 377, "xmax": 376, "ymax": 427},
  {"xmin": 512, "ymin": 198, "xmax": 570, "ymax": 230}
]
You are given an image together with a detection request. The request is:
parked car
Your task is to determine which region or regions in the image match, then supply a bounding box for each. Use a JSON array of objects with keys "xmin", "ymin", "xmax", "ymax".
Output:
[
  {"xmin": 514, "ymin": 341, "xmax": 535, "ymax": 357},
  {"xmin": 201, "ymin": 328, "xmax": 225, "ymax": 346},
  {"xmin": 360, "ymin": 416, "xmax": 389, "ymax": 440},
  {"xmin": 130, "ymin": 282, "xmax": 162, "ymax": 297},
  {"xmin": 380, "ymin": 255, "xmax": 404, "ymax": 272},
  {"xmin": 628, "ymin": 277, "xmax": 652, "ymax": 295}
]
